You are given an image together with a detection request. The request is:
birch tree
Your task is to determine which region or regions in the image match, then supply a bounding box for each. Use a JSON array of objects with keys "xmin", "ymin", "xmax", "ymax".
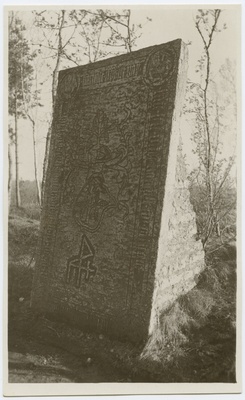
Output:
[
  {"xmin": 8, "ymin": 126, "xmax": 14, "ymax": 210},
  {"xmin": 184, "ymin": 9, "xmax": 236, "ymax": 249},
  {"xmin": 9, "ymin": 12, "xmax": 43, "ymax": 207},
  {"xmin": 31, "ymin": 9, "xmax": 147, "ymax": 200},
  {"xmin": 9, "ymin": 14, "xmax": 34, "ymax": 207}
]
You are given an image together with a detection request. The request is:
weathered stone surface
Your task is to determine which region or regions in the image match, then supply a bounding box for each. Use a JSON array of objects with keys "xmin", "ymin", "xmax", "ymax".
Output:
[
  {"xmin": 31, "ymin": 39, "xmax": 204, "ymax": 343},
  {"xmin": 149, "ymin": 143, "xmax": 205, "ymax": 336}
]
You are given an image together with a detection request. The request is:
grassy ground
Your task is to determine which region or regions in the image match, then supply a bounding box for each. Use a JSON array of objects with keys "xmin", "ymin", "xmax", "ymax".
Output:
[{"xmin": 8, "ymin": 208, "xmax": 237, "ymax": 383}]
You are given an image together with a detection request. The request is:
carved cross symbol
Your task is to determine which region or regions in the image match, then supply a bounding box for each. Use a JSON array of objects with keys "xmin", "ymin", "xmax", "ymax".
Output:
[{"xmin": 66, "ymin": 235, "xmax": 97, "ymax": 288}]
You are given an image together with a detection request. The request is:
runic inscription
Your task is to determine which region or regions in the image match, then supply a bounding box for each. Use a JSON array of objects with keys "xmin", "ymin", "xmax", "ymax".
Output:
[
  {"xmin": 31, "ymin": 40, "xmax": 203, "ymax": 344},
  {"xmin": 66, "ymin": 235, "xmax": 97, "ymax": 287}
]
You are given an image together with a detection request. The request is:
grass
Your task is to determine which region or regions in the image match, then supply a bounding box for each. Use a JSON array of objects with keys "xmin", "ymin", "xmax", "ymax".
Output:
[
  {"xmin": 142, "ymin": 239, "xmax": 236, "ymax": 379},
  {"xmin": 9, "ymin": 204, "xmax": 41, "ymax": 221},
  {"xmin": 8, "ymin": 208, "xmax": 237, "ymax": 383},
  {"xmin": 8, "ymin": 211, "xmax": 39, "ymax": 303}
]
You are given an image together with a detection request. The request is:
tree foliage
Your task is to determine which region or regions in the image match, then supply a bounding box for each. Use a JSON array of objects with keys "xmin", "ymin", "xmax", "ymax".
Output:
[
  {"xmin": 9, "ymin": 14, "xmax": 33, "ymax": 207},
  {"xmin": 30, "ymin": 9, "xmax": 148, "ymax": 199},
  {"xmin": 8, "ymin": 13, "xmax": 43, "ymax": 207},
  {"xmin": 8, "ymin": 14, "xmax": 35, "ymax": 118},
  {"xmin": 184, "ymin": 9, "xmax": 236, "ymax": 249}
]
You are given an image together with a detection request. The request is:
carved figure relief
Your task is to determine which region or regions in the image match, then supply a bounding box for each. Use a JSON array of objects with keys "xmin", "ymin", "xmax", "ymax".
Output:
[
  {"xmin": 63, "ymin": 107, "xmax": 132, "ymax": 233},
  {"xmin": 143, "ymin": 47, "xmax": 176, "ymax": 86}
]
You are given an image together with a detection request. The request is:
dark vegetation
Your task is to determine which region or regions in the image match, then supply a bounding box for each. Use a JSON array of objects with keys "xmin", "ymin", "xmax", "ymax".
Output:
[
  {"xmin": 189, "ymin": 182, "xmax": 236, "ymax": 251},
  {"xmin": 8, "ymin": 182, "xmax": 236, "ymax": 383},
  {"xmin": 10, "ymin": 180, "xmax": 41, "ymax": 220}
]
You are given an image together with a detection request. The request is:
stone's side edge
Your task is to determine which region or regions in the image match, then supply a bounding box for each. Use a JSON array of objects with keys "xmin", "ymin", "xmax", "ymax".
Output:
[
  {"xmin": 122, "ymin": 39, "xmax": 183, "ymax": 341},
  {"xmin": 148, "ymin": 42, "xmax": 205, "ymax": 337},
  {"xmin": 30, "ymin": 65, "xmax": 63, "ymax": 309}
]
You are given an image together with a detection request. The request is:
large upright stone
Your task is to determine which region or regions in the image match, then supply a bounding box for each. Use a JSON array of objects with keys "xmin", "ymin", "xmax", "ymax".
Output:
[{"xmin": 31, "ymin": 39, "xmax": 204, "ymax": 343}]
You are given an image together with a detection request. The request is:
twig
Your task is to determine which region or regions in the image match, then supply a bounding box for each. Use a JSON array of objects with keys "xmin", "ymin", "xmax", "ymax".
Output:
[
  {"xmin": 62, "ymin": 52, "xmax": 80, "ymax": 66},
  {"xmin": 208, "ymin": 237, "xmax": 236, "ymax": 254},
  {"xmin": 47, "ymin": 325, "xmax": 61, "ymax": 337},
  {"xmin": 27, "ymin": 242, "xmax": 38, "ymax": 268}
]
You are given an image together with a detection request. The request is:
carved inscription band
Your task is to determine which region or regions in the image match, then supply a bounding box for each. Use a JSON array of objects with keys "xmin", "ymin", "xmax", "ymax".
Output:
[{"xmin": 59, "ymin": 47, "xmax": 176, "ymax": 96}]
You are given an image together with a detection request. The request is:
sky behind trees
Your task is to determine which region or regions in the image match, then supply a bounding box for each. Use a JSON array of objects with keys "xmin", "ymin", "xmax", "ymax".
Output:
[{"xmin": 6, "ymin": 5, "xmax": 240, "ymax": 181}]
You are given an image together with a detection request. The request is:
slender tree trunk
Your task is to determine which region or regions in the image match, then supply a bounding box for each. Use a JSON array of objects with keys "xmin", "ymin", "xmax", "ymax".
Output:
[
  {"xmin": 201, "ymin": 45, "xmax": 213, "ymax": 221},
  {"xmin": 93, "ymin": 20, "xmax": 104, "ymax": 62},
  {"xmin": 127, "ymin": 10, "xmax": 132, "ymax": 52},
  {"xmin": 8, "ymin": 143, "xmax": 13, "ymax": 211},
  {"xmin": 30, "ymin": 119, "xmax": 41, "ymax": 205},
  {"xmin": 20, "ymin": 55, "xmax": 42, "ymax": 207},
  {"xmin": 201, "ymin": 50, "xmax": 214, "ymax": 250},
  {"xmin": 14, "ymin": 93, "xmax": 21, "ymax": 208},
  {"xmin": 216, "ymin": 221, "xmax": 221, "ymax": 237},
  {"xmin": 41, "ymin": 10, "xmax": 65, "ymax": 201},
  {"xmin": 41, "ymin": 124, "xmax": 51, "ymax": 203},
  {"xmin": 51, "ymin": 11, "xmax": 64, "ymax": 107},
  {"xmin": 195, "ymin": 10, "xmax": 221, "ymax": 247}
]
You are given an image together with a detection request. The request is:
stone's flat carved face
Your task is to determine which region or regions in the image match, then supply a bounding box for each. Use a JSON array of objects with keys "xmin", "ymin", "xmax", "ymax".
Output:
[{"xmin": 31, "ymin": 40, "xmax": 201, "ymax": 343}]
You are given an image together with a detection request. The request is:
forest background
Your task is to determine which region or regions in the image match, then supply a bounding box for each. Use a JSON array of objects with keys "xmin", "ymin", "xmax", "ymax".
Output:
[{"xmin": 2, "ymin": 0, "xmax": 244, "ymax": 390}]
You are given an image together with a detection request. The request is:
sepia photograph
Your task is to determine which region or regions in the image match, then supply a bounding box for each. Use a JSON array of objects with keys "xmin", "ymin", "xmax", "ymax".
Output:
[{"xmin": 4, "ymin": 2, "xmax": 242, "ymax": 396}]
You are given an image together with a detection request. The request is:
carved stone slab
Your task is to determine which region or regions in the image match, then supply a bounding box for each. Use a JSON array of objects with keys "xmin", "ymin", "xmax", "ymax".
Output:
[{"xmin": 31, "ymin": 40, "xmax": 204, "ymax": 342}]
